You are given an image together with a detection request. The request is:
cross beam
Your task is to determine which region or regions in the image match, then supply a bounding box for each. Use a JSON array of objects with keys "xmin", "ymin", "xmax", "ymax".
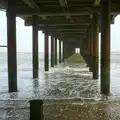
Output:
[
  {"xmin": 23, "ymin": 0, "xmax": 39, "ymax": 8},
  {"xmin": 38, "ymin": 25, "xmax": 89, "ymax": 30},
  {"xmin": 16, "ymin": 6, "xmax": 119, "ymax": 16},
  {"xmin": 25, "ymin": 19, "xmax": 91, "ymax": 26}
]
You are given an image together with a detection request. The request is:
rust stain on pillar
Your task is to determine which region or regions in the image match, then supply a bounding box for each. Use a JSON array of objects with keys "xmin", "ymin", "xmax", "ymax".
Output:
[
  {"xmin": 32, "ymin": 15, "xmax": 38, "ymax": 78},
  {"xmin": 59, "ymin": 38, "xmax": 62, "ymax": 63},
  {"xmin": 55, "ymin": 37, "xmax": 57, "ymax": 65},
  {"xmin": 7, "ymin": 1, "xmax": 17, "ymax": 92},
  {"xmin": 100, "ymin": 0, "xmax": 111, "ymax": 95},
  {"xmin": 44, "ymin": 31, "xmax": 49, "ymax": 71},
  {"xmin": 51, "ymin": 36, "xmax": 54, "ymax": 67},
  {"xmin": 93, "ymin": 13, "xmax": 99, "ymax": 79}
]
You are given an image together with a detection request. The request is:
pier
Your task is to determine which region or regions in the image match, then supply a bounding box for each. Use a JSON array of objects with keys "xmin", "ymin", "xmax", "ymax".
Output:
[{"xmin": 0, "ymin": 0, "xmax": 119, "ymax": 95}]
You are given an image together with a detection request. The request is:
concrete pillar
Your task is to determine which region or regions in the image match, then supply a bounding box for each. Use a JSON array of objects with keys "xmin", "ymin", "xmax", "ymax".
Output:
[
  {"xmin": 89, "ymin": 28, "xmax": 92, "ymax": 72},
  {"xmin": 44, "ymin": 32, "xmax": 49, "ymax": 71},
  {"xmin": 59, "ymin": 38, "xmax": 61, "ymax": 63},
  {"xmin": 7, "ymin": 1, "xmax": 17, "ymax": 92},
  {"xmin": 55, "ymin": 37, "xmax": 57, "ymax": 65},
  {"xmin": 92, "ymin": 13, "xmax": 99, "ymax": 79},
  {"xmin": 30, "ymin": 100, "xmax": 43, "ymax": 120},
  {"xmin": 90, "ymin": 24, "xmax": 94, "ymax": 72},
  {"xmin": 86, "ymin": 33, "xmax": 89, "ymax": 67},
  {"xmin": 62, "ymin": 40, "xmax": 65, "ymax": 62},
  {"xmin": 83, "ymin": 38, "xmax": 88, "ymax": 65},
  {"xmin": 88, "ymin": 30, "xmax": 91, "ymax": 69},
  {"xmin": 51, "ymin": 36, "xmax": 54, "ymax": 67},
  {"xmin": 100, "ymin": 0, "xmax": 111, "ymax": 95},
  {"xmin": 32, "ymin": 15, "xmax": 38, "ymax": 78}
]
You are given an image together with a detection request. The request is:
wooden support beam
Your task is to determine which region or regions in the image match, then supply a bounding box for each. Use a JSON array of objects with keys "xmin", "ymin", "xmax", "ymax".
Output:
[
  {"xmin": 16, "ymin": 7, "xmax": 99, "ymax": 16},
  {"xmin": 94, "ymin": 0, "xmax": 100, "ymax": 6},
  {"xmin": 45, "ymin": 31, "xmax": 86, "ymax": 35},
  {"xmin": 25, "ymin": 19, "xmax": 90, "ymax": 26},
  {"xmin": 42, "ymin": 29, "xmax": 87, "ymax": 32},
  {"xmin": 32, "ymin": 15, "xmax": 38, "ymax": 78},
  {"xmin": 59, "ymin": 38, "xmax": 61, "ymax": 63},
  {"xmin": 100, "ymin": 0, "xmax": 111, "ymax": 95},
  {"xmin": 15, "ymin": 4, "xmax": 120, "ymax": 17},
  {"xmin": 7, "ymin": 1, "xmax": 17, "ymax": 92},
  {"xmin": 51, "ymin": 35, "xmax": 54, "ymax": 67},
  {"xmin": 54, "ymin": 37, "xmax": 57, "ymax": 65},
  {"xmin": 48, "ymin": 34, "xmax": 85, "ymax": 38},
  {"xmin": 90, "ymin": 24, "xmax": 93, "ymax": 72},
  {"xmin": 0, "ymin": 45, "xmax": 7, "ymax": 47},
  {"xmin": 59, "ymin": 0, "xmax": 68, "ymax": 7},
  {"xmin": 38, "ymin": 25, "xmax": 89, "ymax": 30},
  {"xmin": 88, "ymin": 26, "xmax": 92, "ymax": 72},
  {"xmin": 29, "ymin": 100, "xmax": 44, "ymax": 120},
  {"xmin": 92, "ymin": 13, "xmax": 99, "ymax": 79},
  {"xmin": 62, "ymin": 40, "xmax": 65, "ymax": 62},
  {"xmin": 59, "ymin": 0, "xmax": 72, "ymax": 21},
  {"xmin": 44, "ymin": 31, "xmax": 49, "ymax": 71},
  {"xmin": 23, "ymin": 0, "xmax": 39, "ymax": 8},
  {"xmin": 49, "ymin": 31, "xmax": 85, "ymax": 34}
]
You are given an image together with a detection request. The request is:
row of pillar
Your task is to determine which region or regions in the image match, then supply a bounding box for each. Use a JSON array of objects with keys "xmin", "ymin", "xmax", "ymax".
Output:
[
  {"xmin": 7, "ymin": 1, "xmax": 64, "ymax": 92},
  {"xmin": 82, "ymin": 0, "xmax": 111, "ymax": 95},
  {"xmin": 7, "ymin": 0, "xmax": 111, "ymax": 95},
  {"xmin": 45, "ymin": 35, "xmax": 63, "ymax": 71}
]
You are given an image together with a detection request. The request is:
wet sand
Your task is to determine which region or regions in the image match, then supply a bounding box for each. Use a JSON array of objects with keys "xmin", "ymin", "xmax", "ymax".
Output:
[
  {"xmin": 0, "ymin": 53, "xmax": 120, "ymax": 119},
  {"xmin": 1, "ymin": 99, "xmax": 120, "ymax": 120}
]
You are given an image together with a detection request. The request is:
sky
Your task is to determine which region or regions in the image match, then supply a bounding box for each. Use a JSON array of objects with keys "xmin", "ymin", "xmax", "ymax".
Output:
[{"xmin": 0, "ymin": 11, "xmax": 120, "ymax": 52}]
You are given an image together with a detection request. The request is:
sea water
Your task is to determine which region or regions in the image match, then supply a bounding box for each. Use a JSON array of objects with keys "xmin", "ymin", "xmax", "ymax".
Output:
[{"xmin": 0, "ymin": 52, "xmax": 120, "ymax": 119}]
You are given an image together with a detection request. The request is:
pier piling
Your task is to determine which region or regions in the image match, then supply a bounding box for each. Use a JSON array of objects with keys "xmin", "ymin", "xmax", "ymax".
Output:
[
  {"xmin": 55, "ymin": 37, "xmax": 57, "ymax": 65},
  {"xmin": 100, "ymin": 0, "xmax": 111, "ymax": 95},
  {"xmin": 93, "ymin": 13, "xmax": 99, "ymax": 79},
  {"xmin": 62, "ymin": 40, "xmax": 65, "ymax": 62},
  {"xmin": 89, "ymin": 27, "xmax": 92, "ymax": 72},
  {"xmin": 90, "ymin": 25, "xmax": 94, "ymax": 72},
  {"xmin": 51, "ymin": 36, "xmax": 54, "ymax": 67},
  {"xmin": 59, "ymin": 38, "xmax": 62, "ymax": 63},
  {"xmin": 7, "ymin": 1, "xmax": 17, "ymax": 92},
  {"xmin": 44, "ymin": 31, "xmax": 49, "ymax": 71},
  {"xmin": 32, "ymin": 15, "xmax": 38, "ymax": 78},
  {"xmin": 29, "ymin": 100, "xmax": 44, "ymax": 120}
]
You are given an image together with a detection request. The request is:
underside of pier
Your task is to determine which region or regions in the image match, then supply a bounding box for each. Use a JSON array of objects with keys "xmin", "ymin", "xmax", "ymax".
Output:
[{"xmin": 0, "ymin": 0, "xmax": 119, "ymax": 95}]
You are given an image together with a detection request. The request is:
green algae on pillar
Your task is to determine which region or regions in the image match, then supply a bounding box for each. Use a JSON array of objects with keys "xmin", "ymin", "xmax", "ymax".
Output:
[
  {"xmin": 51, "ymin": 36, "xmax": 54, "ymax": 67},
  {"xmin": 7, "ymin": 1, "xmax": 17, "ymax": 92},
  {"xmin": 44, "ymin": 31, "xmax": 49, "ymax": 71},
  {"xmin": 100, "ymin": 0, "xmax": 111, "ymax": 95},
  {"xmin": 92, "ymin": 13, "xmax": 99, "ymax": 79},
  {"xmin": 55, "ymin": 37, "xmax": 57, "ymax": 65},
  {"xmin": 32, "ymin": 15, "xmax": 38, "ymax": 78}
]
